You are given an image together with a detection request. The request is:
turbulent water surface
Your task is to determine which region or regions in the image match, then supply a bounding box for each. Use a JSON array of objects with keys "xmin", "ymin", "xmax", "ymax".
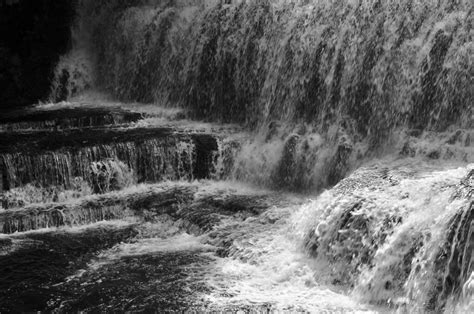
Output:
[{"xmin": 0, "ymin": 0, "xmax": 473, "ymax": 312}]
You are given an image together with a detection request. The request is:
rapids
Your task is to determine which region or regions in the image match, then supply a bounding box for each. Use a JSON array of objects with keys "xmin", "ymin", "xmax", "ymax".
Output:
[{"xmin": 0, "ymin": 0, "xmax": 472, "ymax": 312}]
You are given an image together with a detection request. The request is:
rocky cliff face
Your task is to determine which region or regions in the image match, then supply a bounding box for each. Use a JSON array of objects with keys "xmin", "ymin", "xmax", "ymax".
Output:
[{"xmin": 0, "ymin": 0, "xmax": 76, "ymax": 109}]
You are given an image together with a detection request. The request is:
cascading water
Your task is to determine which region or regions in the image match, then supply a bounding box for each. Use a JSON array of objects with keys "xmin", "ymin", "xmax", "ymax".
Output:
[
  {"xmin": 0, "ymin": 0, "xmax": 472, "ymax": 312},
  {"xmin": 291, "ymin": 164, "xmax": 473, "ymax": 312},
  {"xmin": 53, "ymin": 0, "xmax": 473, "ymax": 188}
]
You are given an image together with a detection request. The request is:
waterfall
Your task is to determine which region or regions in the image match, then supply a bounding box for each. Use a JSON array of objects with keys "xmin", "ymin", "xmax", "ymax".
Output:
[
  {"xmin": 53, "ymin": 0, "xmax": 472, "ymax": 189},
  {"xmin": 0, "ymin": 0, "xmax": 472, "ymax": 312}
]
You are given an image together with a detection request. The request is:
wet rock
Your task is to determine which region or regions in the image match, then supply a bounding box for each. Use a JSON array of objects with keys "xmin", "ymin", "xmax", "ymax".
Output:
[
  {"xmin": 274, "ymin": 134, "xmax": 300, "ymax": 188},
  {"xmin": 400, "ymin": 141, "xmax": 416, "ymax": 157},
  {"xmin": 0, "ymin": 106, "xmax": 143, "ymax": 131},
  {"xmin": 130, "ymin": 186, "xmax": 197, "ymax": 215},
  {"xmin": 192, "ymin": 133, "xmax": 219, "ymax": 179},
  {"xmin": 327, "ymin": 137, "xmax": 353, "ymax": 186},
  {"xmin": 427, "ymin": 149, "xmax": 441, "ymax": 159},
  {"xmin": 89, "ymin": 159, "xmax": 135, "ymax": 194},
  {"xmin": 446, "ymin": 130, "xmax": 464, "ymax": 145},
  {"xmin": 407, "ymin": 129, "xmax": 423, "ymax": 138}
]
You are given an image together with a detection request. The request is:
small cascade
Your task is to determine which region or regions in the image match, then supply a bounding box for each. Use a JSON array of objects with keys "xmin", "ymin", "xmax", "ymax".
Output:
[
  {"xmin": 0, "ymin": 203, "xmax": 130, "ymax": 234},
  {"xmin": 0, "ymin": 181, "xmax": 269, "ymax": 236},
  {"xmin": 210, "ymin": 136, "xmax": 242, "ymax": 180},
  {"xmin": 89, "ymin": 159, "xmax": 136, "ymax": 194},
  {"xmin": 402, "ymin": 170, "xmax": 473, "ymax": 312},
  {"xmin": 293, "ymin": 164, "xmax": 473, "ymax": 312},
  {"xmin": 0, "ymin": 183, "xmax": 191, "ymax": 234},
  {"xmin": 2, "ymin": 178, "xmax": 92, "ymax": 209},
  {"xmin": 0, "ymin": 129, "xmax": 219, "ymax": 199}
]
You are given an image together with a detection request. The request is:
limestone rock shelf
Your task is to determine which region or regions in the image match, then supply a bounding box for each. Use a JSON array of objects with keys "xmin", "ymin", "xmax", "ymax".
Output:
[
  {"xmin": 0, "ymin": 105, "xmax": 222, "ymax": 196},
  {"xmin": 0, "ymin": 106, "xmax": 143, "ymax": 131}
]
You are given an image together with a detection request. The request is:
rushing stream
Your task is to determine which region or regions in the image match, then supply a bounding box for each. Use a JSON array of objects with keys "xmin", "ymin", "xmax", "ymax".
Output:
[{"xmin": 0, "ymin": 0, "xmax": 472, "ymax": 312}]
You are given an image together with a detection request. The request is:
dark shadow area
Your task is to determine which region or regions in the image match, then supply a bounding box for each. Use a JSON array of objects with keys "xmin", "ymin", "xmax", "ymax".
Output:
[{"xmin": 0, "ymin": 0, "xmax": 76, "ymax": 110}]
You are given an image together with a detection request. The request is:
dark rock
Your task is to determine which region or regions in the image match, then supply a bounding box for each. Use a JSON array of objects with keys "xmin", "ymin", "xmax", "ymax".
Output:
[
  {"xmin": 446, "ymin": 130, "xmax": 464, "ymax": 145},
  {"xmin": 407, "ymin": 129, "xmax": 423, "ymax": 137},
  {"xmin": 274, "ymin": 134, "xmax": 300, "ymax": 188},
  {"xmin": 400, "ymin": 141, "xmax": 416, "ymax": 157},
  {"xmin": 0, "ymin": 106, "xmax": 143, "ymax": 131},
  {"xmin": 192, "ymin": 134, "xmax": 219, "ymax": 179},
  {"xmin": 89, "ymin": 159, "xmax": 135, "ymax": 194},
  {"xmin": 327, "ymin": 139, "xmax": 353, "ymax": 186},
  {"xmin": 427, "ymin": 149, "xmax": 441, "ymax": 159},
  {"xmin": 0, "ymin": 0, "xmax": 77, "ymax": 108}
]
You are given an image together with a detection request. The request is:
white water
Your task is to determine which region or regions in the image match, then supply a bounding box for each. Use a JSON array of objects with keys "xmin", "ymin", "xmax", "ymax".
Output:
[
  {"xmin": 4, "ymin": 1, "xmax": 474, "ymax": 306},
  {"xmin": 204, "ymin": 202, "xmax": 377, "ymax": 312},
  {"xmin": 3, "ymin": 160, "xmax": 463, "ymax": 312},
  {"xmin": 2, "ymin": 97, "xmax": 472, "ymax": 311}
]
